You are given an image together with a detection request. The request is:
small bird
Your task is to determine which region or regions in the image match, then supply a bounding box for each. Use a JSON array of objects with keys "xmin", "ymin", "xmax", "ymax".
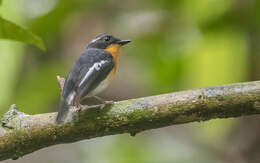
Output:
[{"xmin": 56, "ymin": 34, "xmax": 131, "ymax": 123}]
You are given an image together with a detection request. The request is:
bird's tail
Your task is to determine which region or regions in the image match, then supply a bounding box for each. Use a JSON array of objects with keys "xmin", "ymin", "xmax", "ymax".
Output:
[{"xmin": 56, "ymin": 97, "xmax": 70, "ymax": 123}]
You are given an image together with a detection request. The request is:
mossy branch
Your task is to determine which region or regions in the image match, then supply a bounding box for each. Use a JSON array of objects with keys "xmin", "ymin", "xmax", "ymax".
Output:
[{"xmin": 1, "ymin": 81, "xmax": 260, "ymax": 161}]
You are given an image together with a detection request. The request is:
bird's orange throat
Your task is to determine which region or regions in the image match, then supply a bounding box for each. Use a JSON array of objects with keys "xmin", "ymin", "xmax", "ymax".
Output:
[
  {"xmin": 105, "ymin": 44, "xmax": 120, "ymax": 61},
  {"xmin": 105, "ymin": 44, "xmax": 120, "ymax": 73}
]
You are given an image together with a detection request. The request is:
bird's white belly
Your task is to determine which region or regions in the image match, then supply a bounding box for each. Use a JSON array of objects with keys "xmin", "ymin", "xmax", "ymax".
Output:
[{"xmin": 87, "ymin": 78, "xmax": 111, "ymax": 97}]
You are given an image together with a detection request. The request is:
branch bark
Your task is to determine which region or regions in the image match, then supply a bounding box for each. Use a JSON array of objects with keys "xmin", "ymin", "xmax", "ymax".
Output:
[{"xmin": 1, "ymin": 81, "xmax": 260, "ymax": 161}]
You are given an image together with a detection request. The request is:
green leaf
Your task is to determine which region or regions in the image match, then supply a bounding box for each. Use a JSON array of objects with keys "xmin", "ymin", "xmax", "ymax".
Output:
[
  {"xmin": 0, "ymin": 17, "xmax": 46, "ymax": 51},
  {"xmin": 0, "ymin": 0, "xmax": 2, "ymax": 6}
]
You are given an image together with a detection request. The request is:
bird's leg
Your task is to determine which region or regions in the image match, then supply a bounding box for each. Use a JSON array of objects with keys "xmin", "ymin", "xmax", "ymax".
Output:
[
  {"xmin": 93, "ymin": 96, "xmax": 114, "ymax": 105},
  {"xmin": 74, "ymin": 97, "xmax": 84, "ymax": 112},
  {"xmin": 75, "ymin": 102, "xmax": 83, "ymax": 109}
]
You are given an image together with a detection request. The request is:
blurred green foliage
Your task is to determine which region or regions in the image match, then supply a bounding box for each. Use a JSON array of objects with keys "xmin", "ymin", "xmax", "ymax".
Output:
[
  {"xmin": 0, "ymin": 17, "xmax": 45, "ymax": 50},
  {"xmin": 0, "ymin": 0, "xmax": 259, "ymax": 162}
]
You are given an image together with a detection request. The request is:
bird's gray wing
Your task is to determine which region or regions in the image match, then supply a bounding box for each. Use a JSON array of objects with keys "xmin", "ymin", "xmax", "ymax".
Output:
[{"xmin": 76, "ymin": 55, "xmax": 114, "ymax": 99}]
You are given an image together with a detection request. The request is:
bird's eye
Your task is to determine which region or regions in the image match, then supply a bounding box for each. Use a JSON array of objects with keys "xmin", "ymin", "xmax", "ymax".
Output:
[{"xmin": 104, "ymin": 36, "xmax": 110, "ymax": 42}]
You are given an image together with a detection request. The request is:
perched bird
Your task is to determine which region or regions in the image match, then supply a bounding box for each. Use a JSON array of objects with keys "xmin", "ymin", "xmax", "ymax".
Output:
[{"xmin": 56, "ymin": 34, "xmax": 131, "ymax": 123}]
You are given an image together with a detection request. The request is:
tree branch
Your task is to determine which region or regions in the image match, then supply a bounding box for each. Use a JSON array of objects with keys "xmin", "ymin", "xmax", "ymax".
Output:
[{"xmin": 1, "ymin": 81, "xmax": 260, "ymax": 160}]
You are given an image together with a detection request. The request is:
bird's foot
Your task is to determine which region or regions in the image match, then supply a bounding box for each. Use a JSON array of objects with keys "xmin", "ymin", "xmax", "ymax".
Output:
[
  {"xmin": 99, "ymin": 100, "xmax": 114, "ymax": 109},
  {"xmin": 82, "ymin": 102, "xmax": 112, "ymax": 110},
  {"xmin": 103, "ymin": 100, "xmax": 114, "ymax": 105},
  {"xmin": 93, "ymin": 96, "xmax": 114, "ymax": 107},
  {"xmin": 75, "ymin": 102, "xmax": 84, "ymax": 112},
  {"xmin": 80, "ymin": 97, "xmax": 114, "ymax": 111}
]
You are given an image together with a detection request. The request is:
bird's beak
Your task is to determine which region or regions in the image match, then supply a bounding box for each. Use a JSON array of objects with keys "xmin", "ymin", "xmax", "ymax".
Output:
[{"xmin": 117, "ymin": 40, "xmax": 131, "ymax": 46}]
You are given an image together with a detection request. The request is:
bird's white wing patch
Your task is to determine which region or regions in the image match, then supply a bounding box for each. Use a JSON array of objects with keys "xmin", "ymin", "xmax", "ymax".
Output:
[
  {"xmin": 79, "ymin": 60, "xmax": 108, "ymax": 87},
  {"xmin": 67, "ymin": 91, "xmax": 76, "ymax": 105}
]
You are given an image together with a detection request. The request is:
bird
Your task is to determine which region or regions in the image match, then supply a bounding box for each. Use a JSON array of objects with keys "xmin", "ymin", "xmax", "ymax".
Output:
[{"xmin": 56, "ymin": 34, "xmax": 131, "ymax": 123}]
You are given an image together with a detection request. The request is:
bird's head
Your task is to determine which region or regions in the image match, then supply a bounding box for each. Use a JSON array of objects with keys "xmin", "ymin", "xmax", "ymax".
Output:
[{"xmin": 87, "ymin": 34, "xmax": 131, "ymax": 50}]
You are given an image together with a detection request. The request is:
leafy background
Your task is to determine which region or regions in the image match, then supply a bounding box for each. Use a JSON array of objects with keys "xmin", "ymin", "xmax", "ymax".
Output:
[{"xmin": 1, "ymin": 0, "xmax": 260, "ymax": 162}]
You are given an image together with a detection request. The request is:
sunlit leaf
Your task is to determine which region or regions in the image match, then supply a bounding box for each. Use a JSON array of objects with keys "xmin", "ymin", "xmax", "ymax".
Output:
[{"xmin": 0, "ymin": 17, "xmax": 45, "ymax": 51}]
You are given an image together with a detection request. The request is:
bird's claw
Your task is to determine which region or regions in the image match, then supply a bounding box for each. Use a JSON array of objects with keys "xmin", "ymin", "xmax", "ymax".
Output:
[
  {"xmin": 100, "ymin": 101, "xmax": 114, "ymax": 109},
  {"xmin": 104, "ymin": 100, "xmax": 114, "ymax": 105},
  {"xmin": 75, "ymin": 102, "xmax": 84, "ymax": 112}
]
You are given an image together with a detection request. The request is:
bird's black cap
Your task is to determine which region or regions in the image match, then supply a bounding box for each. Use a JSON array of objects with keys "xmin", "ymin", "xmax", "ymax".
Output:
[{"xmin": 87, "ymin": 34, "xmax": 131, "ymax": 49}]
